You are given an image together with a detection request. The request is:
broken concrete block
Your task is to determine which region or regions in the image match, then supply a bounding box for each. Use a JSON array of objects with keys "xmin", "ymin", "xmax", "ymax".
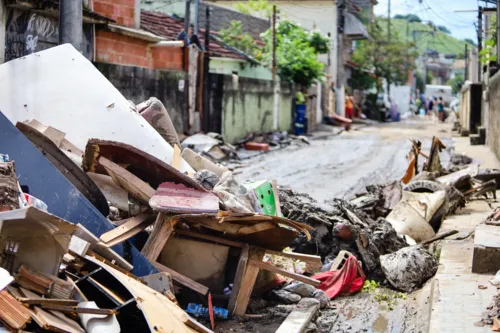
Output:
[
  {"xmin": 472, "ymin": 224, "xmax": 500, "ymax": 274},
  {"xmin": 276, "ymin": 298, "xmax": 320, "ymax": 333}
]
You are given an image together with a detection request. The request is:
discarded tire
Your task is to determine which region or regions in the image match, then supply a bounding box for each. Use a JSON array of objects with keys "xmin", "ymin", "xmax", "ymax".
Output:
[{"xmin": 403, "ymin": 180, "xmax": 449, "ymax": 231}]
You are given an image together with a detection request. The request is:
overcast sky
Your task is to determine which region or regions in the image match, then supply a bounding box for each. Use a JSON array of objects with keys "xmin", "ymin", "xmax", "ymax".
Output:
[{"xmin": 374, "ymin": 0, "xmax": 483, "ymax": 42}]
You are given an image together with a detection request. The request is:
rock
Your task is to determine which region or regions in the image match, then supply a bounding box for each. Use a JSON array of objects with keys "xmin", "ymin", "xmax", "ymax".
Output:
[
  {"xmin": 380, "ymin": 245, "xmax": 438, "ymax": 292},
  {"xmin": 283, "ymin": 282, "xmax": 316, "ymax": 298},
  {"xmin": 272, "ymin": 290, "xmax": 302, "ymax": 304},
  {"xmin": 304, "ymin": 322, "xmax": 318, "ymax": 333},
  {"xmin": 313, "ymin": 289, "xmax": 330, "ymax": 309}
]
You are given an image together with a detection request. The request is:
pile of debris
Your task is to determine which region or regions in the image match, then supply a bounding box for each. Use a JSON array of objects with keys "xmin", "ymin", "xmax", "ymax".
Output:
[{"xmin": 2, "ymin": 44, "xmax": 500, "ymax": 333}]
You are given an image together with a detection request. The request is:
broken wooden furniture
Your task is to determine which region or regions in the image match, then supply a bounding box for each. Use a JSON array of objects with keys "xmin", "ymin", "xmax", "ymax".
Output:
[{"xmin": 140, "ymin": 212, "xmax": 319, "ymax": 317}]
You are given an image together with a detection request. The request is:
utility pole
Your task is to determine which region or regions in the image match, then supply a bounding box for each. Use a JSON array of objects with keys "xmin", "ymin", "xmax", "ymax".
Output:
[
  {"xmin": 478, "ymin": 6, "xmax": 482, "ymax": 81},
  {"xmin": 497, "ymin": 1, "xmax": 500, "ymax": 66},
  {"xmin": 194, "ymin": 0, "xmax": 200, "ymax": 35},
  {"xmin": 59, "ymin": 0, "xmax": 82, "ymax": 51},
  {"xmin": 336, "ymin": 0, "xmax": 345, "ymax": 117},
  {"xmin": 202, "ymin": 6, "xmax": 210, "ymax": 132},
  {"xmin": 184, "ymin": 0, "xmax": 191, "ymax": 34},
  {"xmin": 272, "ymin": 5, "xmax": 279, "ymax": 130},
  {"xmin": 465, "ymin": 44, "xmax": 469, "ymax": 81},
  {"xmin": 387, "ymin": 0, "xmax": 391, "ymax": 95},
  {"xmin": 272, "ymin": 5, "xmax": 277, "ymax": 81}
]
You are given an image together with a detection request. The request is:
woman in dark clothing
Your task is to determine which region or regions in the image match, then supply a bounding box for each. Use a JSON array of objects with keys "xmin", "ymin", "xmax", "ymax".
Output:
[{"xmin": 437, "ymin": 97, "xmax": 445, "ymax": 122}]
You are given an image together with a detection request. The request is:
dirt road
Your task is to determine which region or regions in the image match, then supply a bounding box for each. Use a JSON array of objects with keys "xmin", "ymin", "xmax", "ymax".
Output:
[{"xmin": 236, "ymin": 121, "xmax": 452, "ymax": 204}]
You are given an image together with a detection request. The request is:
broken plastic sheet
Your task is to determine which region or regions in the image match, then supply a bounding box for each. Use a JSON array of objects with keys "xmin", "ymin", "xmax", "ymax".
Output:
[{"xmin": 0, "ymin": 44, "xmax": 193, "ymax": 173}]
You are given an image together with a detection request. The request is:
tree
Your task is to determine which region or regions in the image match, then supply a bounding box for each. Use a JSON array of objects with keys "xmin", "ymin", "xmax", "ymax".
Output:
[
  {"xmin": 261, "ymin": 20, "xmax": 329, "ymax": 87},
  {"xmin": 352, "ymin": 19, "xmax": 417, "ymax": 93},
  {"xmin": 235, "ymin": 0, "xmax": 272, "ymax": 18},
  {"xmin": 446, "ymin": 74, "xmax": 464, "ymax": 94},
  {"xmin": 394, "ymin": 14, "xmax": 421, "ymax": 22},
  {"xmin": 219, "ymin": 21, "xmax": 261, "ymax": 59},
  {"xmin": 464, "ymin": 38, "xmax": 476, "ymax": 46},
  {"xmin": 219, "ymin": 19, "xmax": 329, "ymax": 87},
  {"xmin": 416, "ymin": 71, "xmax": 434, "ymax": 93},
  {"xmin": 437, "ymin": 25, "xmax": 451, "ymax": 34}
]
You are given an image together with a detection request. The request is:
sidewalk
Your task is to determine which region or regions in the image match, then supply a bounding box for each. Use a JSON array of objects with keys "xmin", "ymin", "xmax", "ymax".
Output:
[{"xmin": 428, "ymin": 135, "xmax": 500, "ymax": 333}]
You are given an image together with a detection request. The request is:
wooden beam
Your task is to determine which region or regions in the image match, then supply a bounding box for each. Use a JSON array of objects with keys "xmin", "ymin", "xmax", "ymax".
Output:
[
  {"xmin": 141, "ymin": 213, "xmax": 178, "ymax": 262},
  {"xmin": 172, "ymin": 145, "xmax": 181, "ymax": 170},
  {"xmin": 99, "ymin": 156, "xmax": 155, "ymax": 203},
  {"xmin": 196, "ymin": 217, "xmax": 276, "ymax": 235},
  {"xmin": 248, "ymin": 260, "xmax": 321, "ymax": 287},
  {"xmin": 233, "ymin": 248, "xmax": 265, "ymax": 316},
  {"xmin": 228, "ymin": 245, "xmax": 249, "ymax": 316},
  {"xmin": 265, "ymin": 250, "xmax": 322, "ymax": 265},
  {"xmin": 175, "ymin": 229, "xmax": 244, "ymax": 248},
  {"xmin": 153, "ymin": 262, "xmax": 209, "ymax": 295},
  {"xmin": 19, "ymin": 298, "xmax": 78, "ymax": 306},
  {"xmin": 100, "ymin": 212, "xmax": 154, "ymax": 247},
  {"xmin": 40, "ymin": 305, "xmax": 117, "ymax": 315}
]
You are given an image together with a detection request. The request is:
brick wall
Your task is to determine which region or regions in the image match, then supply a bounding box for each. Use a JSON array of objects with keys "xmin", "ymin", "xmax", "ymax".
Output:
[
  {"xmin": 95, "ymin": 30, "xmax": 183, "ymax": 70},
  {"xmin": 94, "ymin": 0, "xmax": 136, "ymax": 27}
]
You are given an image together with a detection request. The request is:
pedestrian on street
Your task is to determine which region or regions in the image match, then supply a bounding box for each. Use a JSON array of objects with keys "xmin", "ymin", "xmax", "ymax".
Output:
[
  {"xmin": 427, "ymin": 97, "xmax": 434, "ymax": 118},
  {"xmin": 345, "ymin": 92, "xmax": 354, "ymax": 119},
  {"xmin": 437, "ymin": 97, "xmax": 445, "ymax": 122}
]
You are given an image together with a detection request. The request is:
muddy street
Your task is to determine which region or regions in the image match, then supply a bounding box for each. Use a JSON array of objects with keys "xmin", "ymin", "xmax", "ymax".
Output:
[{"xmin": 236, "ymin": 121, "xmax": 452, "ymax": 204}]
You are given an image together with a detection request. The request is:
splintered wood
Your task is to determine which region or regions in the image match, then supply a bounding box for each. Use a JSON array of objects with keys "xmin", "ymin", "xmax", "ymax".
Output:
[{"xmin": 0, "ymin": 290, "xmax": 32, "ymax": 330}]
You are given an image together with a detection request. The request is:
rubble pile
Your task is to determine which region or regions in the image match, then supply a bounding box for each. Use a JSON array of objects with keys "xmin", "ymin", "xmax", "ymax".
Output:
[
  {"xmin": 480, "ymin": 293, "xmax": 500, "ymax": 327},
  {"xmin": 1, "ymin": 45, "xmax": 500, "ymax": 333}
]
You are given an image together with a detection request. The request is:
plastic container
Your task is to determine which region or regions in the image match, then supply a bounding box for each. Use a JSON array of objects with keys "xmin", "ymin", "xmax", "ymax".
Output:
[{"xmin": 186, "ymin": 303, "xmax": 228, "ymax": 320}]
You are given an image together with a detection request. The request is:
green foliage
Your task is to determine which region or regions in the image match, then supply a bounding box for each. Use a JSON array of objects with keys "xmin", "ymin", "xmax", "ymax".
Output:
[
  {"xmin": 309, "ymin": 31, "xmax": 330, "ymax": 54},
  {"xmin": 394, "ymin": 14, "xmax": 421, "ymax": 23},
  {"xmin": 219, "ymin": 20, "xmax": 261, "ymax": 59},
  {"xmin": 446, "ymin": 74, "xmax": 464, "ymax": 95},
  {"xmin": 362, "ymin": 280, "xmax": 406, "ymax": 311},
  {"xmin": 479, "ymin": 15, "xmax": 497, "ymax": 65},
  {"xmin": 388, "ymin": 18, "xmax": 475, "ymax": 55},
  {"xmin": 234, "ymin": 0, "xmax": 272, "ymax": 18},
  {"xmin": 415, "ymin": 71, "xmax": 434, "ymax": 93},
  {"xmin": 437, "ymin": 25, "xmax": 451, "ymax": 34},
  {"xmin": 353, "ymin": 19, "xmax": 417, "ymax": 93},
  {"xmin": 261, "ymin": 20, "xmax": 327, "ymax": 87}
]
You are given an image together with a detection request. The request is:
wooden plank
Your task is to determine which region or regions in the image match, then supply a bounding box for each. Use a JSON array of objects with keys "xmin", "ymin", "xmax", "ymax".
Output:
[
  {"xmin": 233, "ymin": 248, "xmax": 265, "ymax": 316},
  {"xmin": 0, "ymin": 290, "xmax": 32, "ymax": 330},
  {"xmin": 175, "ymin": 229, "xmax": 244, "ymax": 248},
  {"xmin": 196, "ymin": 217, "xmax": 276, "ymax": 235},
  {"xmin": 84, "ymin": 252, "xmax": 145, "ymax": 284},
  {"xmin": 85, "ymin": 256, "xmax": 206, "ymax": 333},
  {"xmin": 19, "ymin": 298, "xmax": 78, "ymax": 306},
  {"xmin": 142, "ymin": 213, "xmax": 178, "ymax": 262},
  {"xmin": 40, "ymin": 305, "xmax": 117, "ymax": 315},
  {"xmin": 68, "ymin": 236, "xmax": 90, "ymax": 257},
  {"xmin": 275, "ymin": 298, "xmax": 319, "ymax": 333},
  {"xmin": 182, "ymin": 313, "xmax": 214, "ymax": 333},
  {"xmin": 65, "ymin": 276, "xmax": 88, "ymax": 303},
  {"xmin": 100, "ymin": 212, "xmax": 153, "ymax": 247},
  {"xmin": 43, "ymin": 126, "xmax": 66, "ymax": 147},
  {"xmin": 74, "ymin": 224, "xmax": 133, "ymax": 271},
  {"xmin": 172, "ymin": 145, "xmax": 181, "ymax": 170},
  {"xmin": 6, "ymin": 285, "xmax": 23, "ymax": 298},
  {"xmin": 33, "ymin": 307, "xmax": 85, "ymax": 333},
  {"xmin": 99, "ymin": 156, "xmax": 155, "ymax": 203},
  {"xmin": 228, "ymin": 245, "xmax": 249, "ymax": 316},
  {"xmin": 248, "ymin": 260, "xmax": 321, "ymax": 287},
  {"xmin": 265, "ymin": 250, "xmax": 322, "ymax": 265},
  {"xmin": 153, "ymin": 262, "xmax": 209, "ymax": 295}
]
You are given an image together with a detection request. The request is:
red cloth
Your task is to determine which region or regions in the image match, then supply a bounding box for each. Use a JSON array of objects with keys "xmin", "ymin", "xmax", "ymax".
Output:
[{"xmin": 312, "ymin": 256, "xmax": 365, "ymax": 299}]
